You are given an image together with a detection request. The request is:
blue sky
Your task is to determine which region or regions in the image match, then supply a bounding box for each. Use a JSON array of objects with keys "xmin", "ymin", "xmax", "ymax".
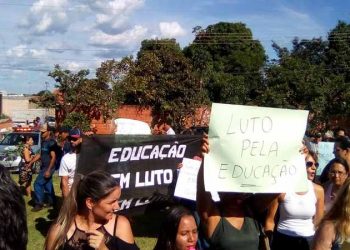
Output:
[{"xmin": 0, "ymin": 0, "xmax": 349, "ymax": 94}]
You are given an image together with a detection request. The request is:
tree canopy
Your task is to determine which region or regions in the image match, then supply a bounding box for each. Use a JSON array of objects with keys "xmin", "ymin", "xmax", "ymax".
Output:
[
  {"xmin": 124, "ymin": 39, "xmax": 206, "ymax": 130},
  {"xmin": 184, "ymin": 22, "xmax": 266, "ymax": 104},
  {"xmin": 35, "ymin": 20, "xmax": 350, "ymax": 132},
  {"xmin": 48, "ymin": 64, "xmax": 118, "ymax": 125}
]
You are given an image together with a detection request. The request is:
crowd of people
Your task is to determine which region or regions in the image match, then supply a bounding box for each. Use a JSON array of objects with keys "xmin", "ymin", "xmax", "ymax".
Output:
[{"xmin": 1, "ymin": 121, "xmax": 350, "ymax": 250}]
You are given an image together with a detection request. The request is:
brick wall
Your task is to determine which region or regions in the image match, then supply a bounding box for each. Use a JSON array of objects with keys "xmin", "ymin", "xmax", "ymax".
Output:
[
  {"xmin": 91, "ymin": 105, "xmax": 211, "ymax": 134},
  {"xmin": 92, "ymin": 105, "xmax": 153, "ymax": 134}
]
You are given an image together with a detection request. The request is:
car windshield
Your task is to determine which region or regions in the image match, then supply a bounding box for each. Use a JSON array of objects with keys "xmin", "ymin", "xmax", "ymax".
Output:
[
  {"xmin": 0, "ymin": 133, "xmax": 39, "ymax": 146},
  {"xmin": 46, "ymin": 117, "xmax": 55, "ymax": 122}
]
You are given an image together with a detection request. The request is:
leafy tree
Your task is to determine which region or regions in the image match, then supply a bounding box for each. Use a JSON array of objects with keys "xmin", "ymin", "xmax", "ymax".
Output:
[
  {"xmin": 61, "ymin": 112, "xmax": 90, "ymax": 131},
  {"xmin": 108, "ymin": 39, "xmax": 206, "ymax": 131},
  {"xmin": 95, "ymin": 57, "xmax": 133, "ymax": 104},
  {"xmin": 327, "ymin": 21, "xmax": 350, "ymax": 80},
  {"xmin": 48, "ymin": 64, "xmax": 118, "ymax": 125},
  {"xmin": 30, "ymin": 90, "xmax": 56, "ymax": 109},
  {"xmin": 184, "ymin": 22, "xmax": 266, "ymax": 104},
  {"xmin": 259, "ymin": 35, "xmax": 350, "ymax": 132},
  {"xmin": 324, "ymin": 21, "xmax": 350, "ymax": 118}
]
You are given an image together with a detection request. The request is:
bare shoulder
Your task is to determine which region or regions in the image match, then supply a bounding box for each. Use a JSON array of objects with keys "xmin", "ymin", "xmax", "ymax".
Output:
[
  {"xmin": 48, "ymin": 222, "xmax": 61, "ymax": 237},
  {"xmin": 115, "ymin": 215, "xmax": 135, "ymax": 244},
  {"xmin": 313, "ymin": 183, "xmax": 325, "ymax": 196},
  {"xmin": 313, "ymin": 220, "xmax": 336, "ymax": 249},
  {"xmin": 45, "ymin": 223, "xmax": 62, "ymax": 250},
  {"xmin": 319, "ymin": 220, "xmax": 335, "ymax": 233},
  {"xmin": 313, "ymin": 183, "xmax": 324, "ymax": 191},
  {"xmin": 116, "ymin": 215, "xmax": 132, "ymax": 229},
  {"xmin": 207, "ymin": 215, "xmax": 222, "ymax": 238}
]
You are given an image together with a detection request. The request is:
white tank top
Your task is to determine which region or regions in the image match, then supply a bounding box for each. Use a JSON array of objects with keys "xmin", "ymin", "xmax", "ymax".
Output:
[{"xmin": 277, "ymin": 180, "xmax": 316, "ymax": 237}]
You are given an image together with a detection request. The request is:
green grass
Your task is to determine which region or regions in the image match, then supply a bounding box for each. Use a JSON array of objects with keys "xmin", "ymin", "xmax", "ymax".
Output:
[{"xmin": 15, "ymin": 173, "xmax": 159, "ymax": 250}]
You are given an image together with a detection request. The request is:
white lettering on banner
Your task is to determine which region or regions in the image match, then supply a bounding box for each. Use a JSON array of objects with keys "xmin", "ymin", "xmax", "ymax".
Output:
[
  {"xmin": 119, "ymin": 197, "xmax": 153, "ymax": 210},
  {"xmin": 111, "ymin": 173, "xmax": 131, "ymax": 188},
  {"xmin": 141, "ymin": 145, "xmax": 153, "ymax": 159},
  {"xmin": 120, "ymin": 198, "xmax": 133, "ymax": 210},
  {"xmin": 108, "ymin": 148, "xmax": 121, "ymax": 162},
  {"xmin": 135, "ymin": 198, "xmax": 150, "ymax": 206},
  {"xmin": 108, "ymin": 144, "xmax": 187, "ymax": 163},
  {"xmin": 120, "ymin": 147, "xmax": 131, "ymax": 161},
  {"xmin": 135, "ymin": 169, "xmax": 173, "ymax": 187}
]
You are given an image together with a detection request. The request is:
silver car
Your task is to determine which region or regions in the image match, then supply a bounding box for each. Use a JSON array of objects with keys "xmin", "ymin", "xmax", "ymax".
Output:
[{"xmin": 0, "ymin": 131, "xmax": 41, "ymax": 172}]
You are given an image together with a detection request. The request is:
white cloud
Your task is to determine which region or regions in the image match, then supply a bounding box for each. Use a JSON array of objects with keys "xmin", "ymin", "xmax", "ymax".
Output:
[
  {"xmin": 90, "ymin": 25, "xmax": 148, "ymax": 47},
  {"xmin": 12, "ymin": 70, "xmax": 25, "ymax": 75},
  {"xmin": 19, "ymin": 0, "xmax": 70, "ymax": 35},
  {"xmin": 87, "ymin": 0, "xmax": 144, "ymax": 15},
  {"xmin": 159, "ymin": 22, "xmax": 186, "ymax": 38},
  {"xmin": 6, "ymin": 45, "xmax": 47, "ymax": 58},
  {"xmin": 87, "ymin": 0, "xmax": 144, "ymax": 34},
  {"xmin": 62, "ymin": 61, "xmax": 84, "ymax": 72}
]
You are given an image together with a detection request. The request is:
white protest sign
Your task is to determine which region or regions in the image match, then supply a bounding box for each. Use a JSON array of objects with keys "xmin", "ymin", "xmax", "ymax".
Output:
[
  {"xmin": 115, "ymin": 118, "xmax": 151, "ymax": 135},
  {"xmin": 204, "ymin": 103, "xmax": 309, "ymax": 193},
  {"xmin": 316, "ymin": 142, "xmax": 335, "ymax": 176},
  {"xmin": 174, "ymin": 158, "xmax": 202, "ymax": 201}
]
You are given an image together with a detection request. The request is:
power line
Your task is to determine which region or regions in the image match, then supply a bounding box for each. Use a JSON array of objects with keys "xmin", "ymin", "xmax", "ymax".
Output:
[
  {"xmin": 0, "ymin": 62, "xmax": 349, "ymax": 75},
  {"xmin": 1, "ymin": 38, "xmax": 347, "ymax": 54}
]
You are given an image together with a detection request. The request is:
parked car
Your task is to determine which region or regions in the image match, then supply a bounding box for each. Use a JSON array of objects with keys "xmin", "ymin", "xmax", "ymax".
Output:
[
  {"xmin": 0, "ymin": 129, "xmax": 41, "ymax": 172},
  {"xmin": 45, "ymin": 116, "xmax": 56, "ymax": 129}
]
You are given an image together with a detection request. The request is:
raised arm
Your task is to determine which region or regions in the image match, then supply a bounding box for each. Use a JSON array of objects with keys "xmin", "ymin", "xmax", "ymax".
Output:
[
  {"xmin": 264, "ymin": 194, "xmax": 281, "ymax": 233},
  {"xmin": 22, "ymin": 147, "xmax": 32, "ymax": 163},
  {"xmin": 196, "ymin": 134, "xmax": 220, "ymax": 238}
]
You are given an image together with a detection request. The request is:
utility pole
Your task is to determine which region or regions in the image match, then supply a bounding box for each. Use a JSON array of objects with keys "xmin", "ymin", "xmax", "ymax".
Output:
[{"xmin": 45, "ymin": 82, "xmax": 49, "ymax": 118}]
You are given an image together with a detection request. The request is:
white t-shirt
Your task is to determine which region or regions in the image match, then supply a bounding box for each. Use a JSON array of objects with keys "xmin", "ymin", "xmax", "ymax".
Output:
[{"xmin": 59, "ymin": 152, "xmax": 77, "ymax": 190}]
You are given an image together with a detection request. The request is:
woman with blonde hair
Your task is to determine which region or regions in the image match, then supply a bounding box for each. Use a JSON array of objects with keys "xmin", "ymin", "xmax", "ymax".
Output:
[
  {"xmin": 45, "ymin": 170, "xmax": 139, "ymax": 250},
  {"xmin": 312, "ymin": 178, "xmax": 350, "ymax": 250}
]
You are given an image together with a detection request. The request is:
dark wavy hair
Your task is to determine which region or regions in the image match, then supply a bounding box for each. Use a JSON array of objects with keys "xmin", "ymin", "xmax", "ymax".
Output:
[
  {"xmin": 335, "ymin": 136, "xmax": 350, "ymax": 150},
  {"xmin": 47, "ymin": 170, "xmax": 119, "ymax": 249},
  {"xmin": 330, "ymin": 157, "xmax": 350, "ymax": 174},
  {"xmin": 153, "ymin": 206, "xmax": 198, "ymax": 250},
  {"xmin": 0, "ymin": 165, "xmax": 27, "ymax": 250}
]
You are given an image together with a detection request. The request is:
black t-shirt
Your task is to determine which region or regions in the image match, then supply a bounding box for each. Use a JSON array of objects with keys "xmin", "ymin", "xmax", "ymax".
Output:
[{"xmin": 40, "ymin": 138, "xmax": 57, "ymax": 171}]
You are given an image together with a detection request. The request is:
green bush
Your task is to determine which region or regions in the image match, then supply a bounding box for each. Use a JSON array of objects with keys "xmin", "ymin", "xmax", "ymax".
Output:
[{"xmin": 0, "ymin": 113, "xmax": 9, "ymax": 119}]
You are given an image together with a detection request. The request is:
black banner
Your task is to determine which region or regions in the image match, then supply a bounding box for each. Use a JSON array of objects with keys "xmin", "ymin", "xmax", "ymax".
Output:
[{"xmin": 77, "ymin": 134, "xmax": 202, "ymax": 210}]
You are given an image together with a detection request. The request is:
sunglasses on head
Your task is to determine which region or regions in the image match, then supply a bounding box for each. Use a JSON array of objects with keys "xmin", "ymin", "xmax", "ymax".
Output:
[{"xmin": 306, "ymin": 161, "xmax": 319, "ymax": 168}]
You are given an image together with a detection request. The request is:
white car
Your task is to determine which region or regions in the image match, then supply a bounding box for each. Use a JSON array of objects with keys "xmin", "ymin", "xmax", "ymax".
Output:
[{"xmin": 0, "ymin": 131, "xmax": 41, "ymax": 172}]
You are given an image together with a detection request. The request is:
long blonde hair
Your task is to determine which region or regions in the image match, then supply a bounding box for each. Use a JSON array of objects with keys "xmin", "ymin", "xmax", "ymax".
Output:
[
  {"xmin": 46, "ymin": 171, "xmax": 119, "ymax": 249},
  {"xmin": 320, "ymin": 178, "xmax": 350, "ymax": 243}
]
